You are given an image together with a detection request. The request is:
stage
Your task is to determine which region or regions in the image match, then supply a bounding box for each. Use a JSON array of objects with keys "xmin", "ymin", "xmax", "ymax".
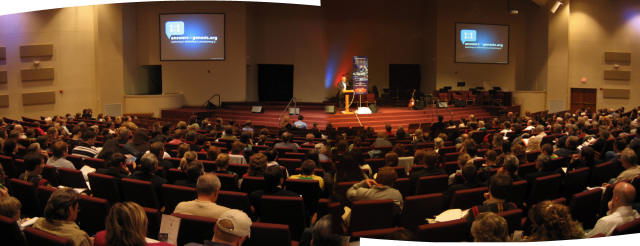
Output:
[{"xmin": 161, "ymin": 102, "xmax": 518, "ymax": 131}]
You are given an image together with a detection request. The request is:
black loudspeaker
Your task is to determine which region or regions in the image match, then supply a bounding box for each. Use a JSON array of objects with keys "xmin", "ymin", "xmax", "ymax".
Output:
[
  {"xmin": 369, "ymin": 104, "xmax": 378, "ymax": 113},
  {"xmin": 251, "ymin": 106, "xmax": 263, "ymax": 113},
  {"xmin": 457, "ymin": 81, "xmax": 466, "ymax": 87},
  {"xmin": 288, "ymin": 108, "xmax": 300, "ymax": 115},
  {"xmin": 325, "ymin": 105, "xmax": 336, "ymax": 114}
]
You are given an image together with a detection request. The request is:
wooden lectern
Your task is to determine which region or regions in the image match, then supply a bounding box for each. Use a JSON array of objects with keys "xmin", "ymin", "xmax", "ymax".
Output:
[{"xmin": 342, "ymin": 89, "xmax": 354, "ymax": 114}]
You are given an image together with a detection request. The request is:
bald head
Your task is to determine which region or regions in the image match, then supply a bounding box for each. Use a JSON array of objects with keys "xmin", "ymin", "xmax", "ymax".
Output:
[
  {"xmin": 614, "ymin": 182, "xmax": 636, "ymax": 205},
  {"xmin": 196, "ymin": 173, "xmax": 221, "ymax": 196}
]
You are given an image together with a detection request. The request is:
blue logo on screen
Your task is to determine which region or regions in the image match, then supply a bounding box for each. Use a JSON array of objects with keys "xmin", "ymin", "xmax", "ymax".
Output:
[
  {"xmin": 165, "ymin": 21, "xmax": 184, "ymax": 39},
  {"xmin": 460, "ymin": 29, "xmax": 477, "ymax": 44}
]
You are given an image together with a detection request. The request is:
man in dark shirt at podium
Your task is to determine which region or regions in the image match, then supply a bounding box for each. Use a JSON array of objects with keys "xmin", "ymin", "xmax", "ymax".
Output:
[{"xmin": 337, "ymin": 75, "xmax": 350, "ymax": 108}]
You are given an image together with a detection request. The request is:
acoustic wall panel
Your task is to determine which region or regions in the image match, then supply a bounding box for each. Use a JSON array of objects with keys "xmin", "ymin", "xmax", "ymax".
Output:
[
  {"xmin": 21, "ymin": 68, "xmax": 54, "ymax": 81},
  {"xmin": 22, "ymin": 91, "xmax": 55, "ymax": 105},
  {"xmin": 20, "ymin": 44, "xmax": 53, "ymax": 58},
  {"xmin": 0, "ymin": 47, "xmax": 5, "ymax": 60},
  {"xmin": 0, "ymin": 71, "xmax": 6, "ymax": 84},
  {"xmin": 0, "ymin": 95, "xmax": 8, "ymax": 107},
  {"xmin": 602, "ymin": 89, "xmax": 630, "ymax": 99},
  {"xmin": 604, "ymin": 52, "xmax": 631, "ymax": 65},
  {"xmin": 604, "ymin": 70, "xmax": 631, "ymax": 81}
]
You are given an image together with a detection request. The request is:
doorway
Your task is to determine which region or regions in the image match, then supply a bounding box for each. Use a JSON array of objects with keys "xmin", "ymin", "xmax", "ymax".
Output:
[
  {"xmin": 258, "ymin": 64, "xmax": 294, "ymax": 102},
  {"xmin": 570, "ymin": 88, "xmax": 597, "ymax": 113}
]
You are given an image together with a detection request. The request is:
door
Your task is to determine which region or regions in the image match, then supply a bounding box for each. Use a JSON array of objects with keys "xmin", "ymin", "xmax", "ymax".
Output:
[
  {"xmin": 258, "ymin": 64, "xmax": 294, "ymax": 102},
  {"xmin": 570, "ymin": 88, "xmax": 597, "ymax": 113},
  {"xmin": 389, "ymin": 64, "xmax": 421, "ymax": 98}
]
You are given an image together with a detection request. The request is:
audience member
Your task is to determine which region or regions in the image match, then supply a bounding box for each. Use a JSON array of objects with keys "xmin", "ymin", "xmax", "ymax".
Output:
[
  {"xmin": 185, "ymin": 209, "xmax": 252, "ymax": 246},
  {"xmin": 94, "ymin": 202, "xmax": 172, "ymax": 246},
  {"xmin": 347, "ymin": 167, "xmax": 403, "ymax": 215},
  {"xmin": 586, "ymin": 182, "xmax": 639, "ymax": 237},
  {"xmin": 174, "ymin": 173, "xmax": 231, "ymax": 219},
  {"xmin": 614, "ymin": 148, "xmax": 640, "ymax": 183},
  {"xmin": 19, "ymin": 152, "xmax": 49, "ymax": 187},
  {"xmin": 33, "ymin": 188, "xmax": 91, "ymax": 246},
  {"xmin": 71, "ymin": 130, "xmax": 99, "ymax": 158},
  {"xmin": 249, "ymin": 166, "xmax": 299, "ymax": 216},
  {"xmin": 47, "ymin": 141, "xmax": 75, "ymax": 169},
  {"xmin": 0, "ymin": 196, "xmax": 21, "ymax": 220},
  {"xmin": 471, "ymin": 212, "xmax": 509, "ymax": 242},
  {"xmin": 290, "ymin": 160, "xmax": 325, "ymax": 190},
  {"xmin": 528, "ymin": 201, "xmax": 584, "ymax": 241},
  {"xmin": 467, "ymin": 174, "xmax": 517, "ymax": 221}
]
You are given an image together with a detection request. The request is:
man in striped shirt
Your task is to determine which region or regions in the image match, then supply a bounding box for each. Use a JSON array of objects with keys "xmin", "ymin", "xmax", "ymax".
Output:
[{"xmin": 71, "ymin": 130, "xmax": 99, "ymax": 158}]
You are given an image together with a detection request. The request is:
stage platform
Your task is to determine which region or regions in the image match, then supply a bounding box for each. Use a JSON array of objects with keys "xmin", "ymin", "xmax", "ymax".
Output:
[{"xmin": 161, "ymin": 102, "xmax": 512, "ymax": 131}]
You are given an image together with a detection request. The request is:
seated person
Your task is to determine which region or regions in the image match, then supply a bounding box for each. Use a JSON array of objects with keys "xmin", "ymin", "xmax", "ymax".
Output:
[
  {"xmin": 249, "ymin": 166, "xmax": 299, "ymax": 216},
  {"xmin": 246, "ymin": 153, "xmax": 268, "ymax": 178},
  {"xmin": 19, "ymin": 152, "xmax": 49, "ymax": 187},
  {"xmin": 289, "ymin": 160, "xmax": 325, "ymax": 190},
  {"xmin": 614, "ymin": 148, "xmax": 640, "ymax": 183},
  {"xmin": 0, "ymin": 196, "xmax": 21, "ymax": 220},
  {"xmin": 96, "ymin": 153, "xmax": 130, "ymax": 179},
  {"xmin": 449, "ymin": 153, "xmax": 471, "ymax": 185},
  {"xmin": 525, "ymin": 154, "xmax": 561, "ymax": 183},
  {"xmin": 185, "ymin": 209, "xmax": 252, "ymax": 246},
  {"xmin": 229, "ymin": 141, "xmax": 248, "ymax": 164},
  {"xmin": 129, "ymin": 153, "xmax": 167, "ymax": 191},
  {"xmin": 409, "ymin": 150, "xmax": 446, "ymax": 191},
  {"xmin": 47, "ymin": 141, "xmax": 75, "ymax": 169},
  {"xmin": 497, "ymin": 154, "xmax": 523, "ymax": 181},
  {"xmin": 471, "ymin": 212, "xmax": 510, "ymax": 242},
  {"xmin": 586, "ymin": 182, "xmax": 639, "ymax": 237},
  {"xmin": 467, "ymin": 174, "xmax": 517, "ymax": 221},
  {"xmin": 71, "ymin": 130, "xmax": 99, "ymax": 158},
  {"xmin": 174, "ymin": 174, "xmax": 231, "ymax": 219},
  {"xmin": 175, "ymin": 160, "xmax": 203, "ymax": 188},
  {"xmin": 294, "ymin": 115, "xmax": 308, "ymax": 129},
  {"xmin": 148, "ymin": 141, "xmax": 173, "ymax": 170},
  {"xmin": 212, "ymin": 153, "xmax": 238, "ymax": 176},
  {"xmin": 346, "ymin": 167, "xmax": 403, "ymax": 215},
  {"xmin": 32, "ymin": 188, "xmax": 91, "ymax": 246},
  {"xmin": 94, "ymin": 202, "xmax": 172, "ymax": 246},
  {"xmin": 446, "ymin": 163, "xmax": 484, "ymax": 199},
  {"xmin": 553, "ymin": 136, "xmax": 580, "ymax": 158},
  {"xmin": 527, "ymin": 201, "xmax": 584, "ymax": 241},
  {"xmin": 274, "ymin": 132, "xmax": 300, "ymax": 152}
]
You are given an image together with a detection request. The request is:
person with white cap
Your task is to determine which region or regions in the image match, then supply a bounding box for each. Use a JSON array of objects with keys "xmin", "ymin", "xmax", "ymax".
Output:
[{"xmin": 186, "ymin": 209, "xmax": 252, "ymax": 246}]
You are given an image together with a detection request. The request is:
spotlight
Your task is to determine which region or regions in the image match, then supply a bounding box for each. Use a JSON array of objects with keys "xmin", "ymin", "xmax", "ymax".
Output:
[{"xmin": 550, "ymin": 0, "xmax": 563, "ymax": 13}]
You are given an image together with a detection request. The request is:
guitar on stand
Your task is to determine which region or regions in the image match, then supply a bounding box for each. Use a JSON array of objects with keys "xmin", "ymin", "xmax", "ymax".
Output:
[{"xmin": 408, "ymin": 89, "xmax": 416, "ymax": 109}]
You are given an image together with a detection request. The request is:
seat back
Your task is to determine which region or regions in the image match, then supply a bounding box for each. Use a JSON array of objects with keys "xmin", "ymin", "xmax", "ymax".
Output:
[
  {"xmin": 244, "ymin": 222, "xmax": 292, "ymax": 246},
  {"xmin": 65, "ymin": 155, "xmax": 85, "ymax": 170},
  {"xmin": 0, "ymin": 155, "xmax": 18, "ymax": 178},
  {"xmin": 450, "ymin": 186, "xmax": 489, "ymax": 209},
  {"xmin": 77, "ymin": 195, "xmax": 109, "ymax": 235},
  {"xmin": 8, "ymin": 178, "xmax": 41, "ymax": 217},
  {"xmin": 517, "ymin": 162, "xmax": 537, "ymax": 177},
  {"xmin": 57, "ymin": 167, "xmax": 87, "ymax": 188},
  {"xmin": 415, "ymin": 174, "xmax": 449, "ymax": 195},
  {"xmin": 498, "ymin": 209, "xmax": 523, "ymax": 233},
  {"xmin": 569, "ymin": 188, "xmax": 603, "ymax": 229},
  {"xmin": 285, "ymin": 179, "xmax": 320, "ymax": 216},
  {"xmin": 611, "ymin": 217, "xmax": 640, "ymax": 236},
  {"xmin": 0, "ymin": 215, "xmax": 26, "ymax": 246},
  {"xmin": 217, "ymin": 191, "xmax": 252, "ymax": 217},
  {"xmin": 166, "ymin": 168, "xmax": 187, "ymax": 184},
  {"xmin": 144, "ymin": 207, "xmax": 161, "ymax": 239},
  {"xmin": 228, "ymin": 164, "xmax": 249, "ymax": 177},
  {"xmin": 349, "ymin": 199, "xmax": 395, "ymax": 233},
  {"xmin": 351, "ymin": 227, "xmax": 403, "ymax": 239},
  {"xmin": 401, "ymin": 193, "xmax": 446, "ymax": 230},
  {"xmin": 528, "ymin": 174, "xmax": 562, "ymax": 204},
  {"xmin": 394, "ymin": 178, "xmax": 411, "ymax": 197},
  {"xmin": 172, "ymin": 213, "xmax": 217, "ymax": 246},
  {"xmin": 84, "ymin": 158, "xmax": 105, "ymax": 169},
  {"xmin": 120, "ymin": 178, "xmax": 160, "ymax": 209},
  {"xmin": 216, "ymin": 173, "xmax": 239, "ymax": 191},
  {"xmin": 417, "ymin": 218, "xmax": 471, "ymax": 242},
  {"xmin": 23, "ymin": 227, "xmax": 72, "ymax": 246},
  {"xmin": 277, "ymin": 158, "xmax": 302, "ymax": 174},
  {"xmin": 260, "ymin": 195, "xmax": 306, "ymax": 241},
  {"xmin": 563, "ymin": 167, "xmax": 590, "ymax": 198},
  {"xmin": 508, "ymin": 180, "xmax": 528, "ymax": 207},
  {"xmin": 42, "ymin": 165, "xmax": 60, "ymax": 187},
  {"xmin": 36, "ymin": 185, "xmax": 57, "ymax": 215},
  {"xmin": 240, "ymin": 176, "xmax": 265, "ymax": 194},
  {"xmin": 88, "ymin": 172, "xmax": 121, "ymax": 203},
  {"xmin": 161, "ymin": 184, "xmax": 197, "ymax": 214},
  {"xmin": 590, "ymin": 160, "xmax": 623, "ymax": 186}
]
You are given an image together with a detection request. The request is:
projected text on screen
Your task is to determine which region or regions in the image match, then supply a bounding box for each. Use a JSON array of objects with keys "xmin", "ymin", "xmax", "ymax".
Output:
[
  {"xmin": 160, "ymin": 14, "xmax": 225, "ymax": 61},
  {"xmin": 455, "ymin": 23, "xmax": 509, "ymax": 64}
]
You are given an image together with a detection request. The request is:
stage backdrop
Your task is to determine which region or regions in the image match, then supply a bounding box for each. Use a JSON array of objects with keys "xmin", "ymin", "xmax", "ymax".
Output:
[{"xmin": 352, "ymin": 56, "xmax": 369, "ymax": 95}]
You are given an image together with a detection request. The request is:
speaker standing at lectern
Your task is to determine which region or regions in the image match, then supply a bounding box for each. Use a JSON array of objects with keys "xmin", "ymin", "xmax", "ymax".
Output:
[{"xmin": 337, "ymin": 75, "xmax": 350, "ymax": 108}]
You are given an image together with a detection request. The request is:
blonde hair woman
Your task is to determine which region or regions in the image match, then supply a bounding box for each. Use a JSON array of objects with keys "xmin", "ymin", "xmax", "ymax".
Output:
[
  {"xmin": 180, "ymin": 151, "xmax": 198, "ymax": 170},
  {"xmin": 94, "ymin": 202, "xmax": 172, "ymax": 246}
]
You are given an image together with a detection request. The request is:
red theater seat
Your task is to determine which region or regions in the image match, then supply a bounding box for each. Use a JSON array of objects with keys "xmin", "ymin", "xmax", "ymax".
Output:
[
  {"xmin": 162, "ymin": 184, "xmax": 197, "ymax": 214},
  {"xmin": 77, "ymin": 195, "xmax": 109, "ymax": 235},
  {"xmin": 88, "ymin": 172, "xmax": 121, "ymax": 203},
  {"xmin": 401, "ymin": 193, "xmax": 446, "ymax": 230},
  {"xmin": 569, "ymin": 188, "xmax": 603, "ymax": 229},
  {"xmin": 8, "ymin": 178, "xmax": 41, "ymax": 217},
  {"xmin": 24, "ymin": 227, "xmax": 72, "ymax": 246},
  {"xmin": 417, "ymin": 218, "xmax": 471, "ymax": 242},
  {"xmin": 528, "ymin": 173, "xmax": 562, "ymax": 205},
  {"xmin": 245, "ymin": 222, "xmax": 294, "ymax": 246},
  {"xmin": 240, "ymin": 176, "xmax": 265, "ymax": 194},
  {"xmin": 58, "ymin": 167, "xmax": 88, "ymax": 188},
  {"xmin": 349, "ymin": 199, "xmax": 396, "ymax": 233},
  {"xmin": 0, "ymin": 215, "xmax": 26, "ymax": 246},
  {"xmin": 217, "ymin": 190, "xmax": 252, "ymax": 217},
  {"xmin": 172, "ymin": 213, "xmax": 217, "ymax": 246},
  {"xmin": 120, "ymin": 178, "xmax": 160, "ymax": 209},
  {"xmin": 450, "ymin": 186, "xmax": 488, "ymax": 210},
  {"xmin": 415, "ymin": 174, "xmax": 449, "ymax": 195},
  {"xmin": 612, "ymin": 217, "xmax": 640, "ymax": 236},
  {"xmin": 260, "ymin": 195, "xmax": 307, "ymax": 241}
]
